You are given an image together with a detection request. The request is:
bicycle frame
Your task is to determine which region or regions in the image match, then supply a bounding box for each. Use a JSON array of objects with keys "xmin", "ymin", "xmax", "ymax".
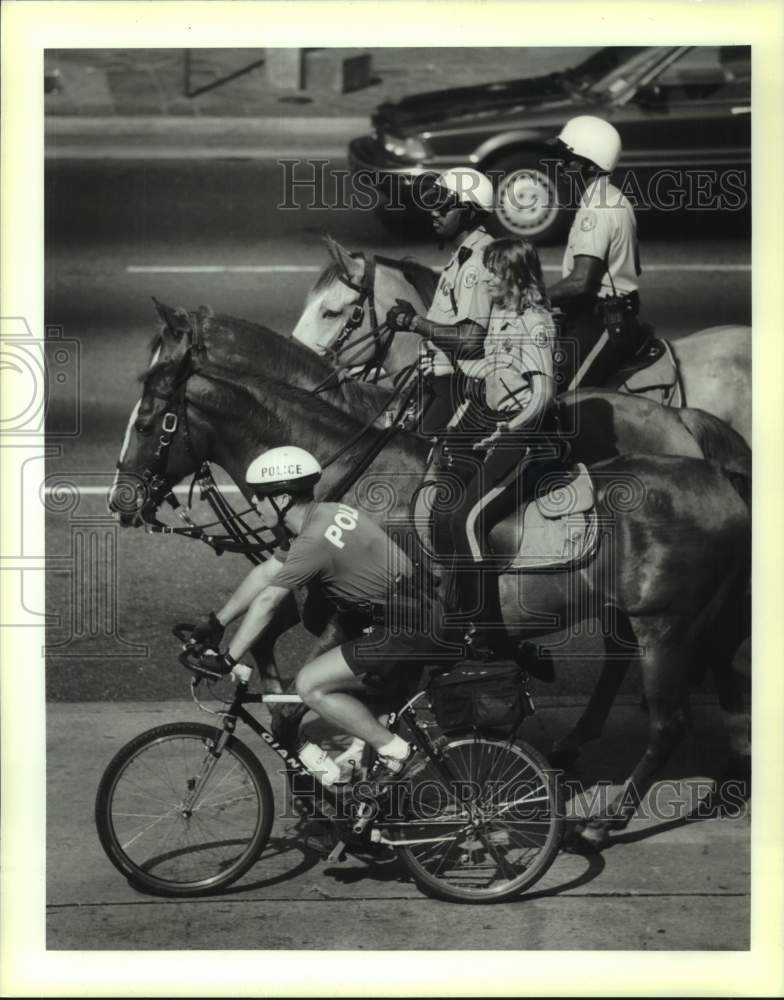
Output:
[{"xmin": 191, "ymin": 676, "xmax": 468, "ymax": 834}]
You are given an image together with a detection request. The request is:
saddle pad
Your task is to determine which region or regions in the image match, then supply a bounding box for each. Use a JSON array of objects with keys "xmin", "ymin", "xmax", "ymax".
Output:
[
  {"xmin": 536, "ymin": 462, "xmax": 594, "ymax": 519},
  {"xmin": 620, "ymin": 340, "xmax": 682, "ymax": 407},
  {"xmin": 506, "ymin": 504, "xmax": 598, "ymax": 570},
  {"xmin": 487, "ymin": 463, "xmax": 598, "ymax": 571}
]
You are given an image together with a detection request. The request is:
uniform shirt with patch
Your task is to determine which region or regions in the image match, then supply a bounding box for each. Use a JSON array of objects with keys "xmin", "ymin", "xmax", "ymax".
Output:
[
  {"xmin": 462, "ymin": 306, "xmax": 557, "ymax": 413},
  {"xmin": 426, "ymin": 226, "xmax": 494, "ymax": 327},
  {"xmin": 272, "ymin": 502, "xmax": 412, "ymax": 607},
  {"xmin": 562, "ymin": 177, "xmax": 641, "ymax": 297}
]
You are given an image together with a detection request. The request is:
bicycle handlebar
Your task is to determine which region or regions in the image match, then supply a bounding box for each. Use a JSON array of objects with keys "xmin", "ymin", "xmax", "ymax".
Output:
[{"xmin": 172, "ymin": 623, "xmax": 196, "ymax": 643}]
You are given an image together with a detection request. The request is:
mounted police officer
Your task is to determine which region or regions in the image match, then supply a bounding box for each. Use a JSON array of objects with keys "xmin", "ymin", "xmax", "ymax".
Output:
[
  {"xmin": 384, "ymin": 166, "xmax": 496, "ymax": 431},
  {"xmin": 547, "ymin": 115, "xmax": 647, "ymax": 389}
]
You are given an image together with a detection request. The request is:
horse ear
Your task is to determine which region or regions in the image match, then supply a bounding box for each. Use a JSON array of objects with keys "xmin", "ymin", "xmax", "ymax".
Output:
[
  {"xmin": 323, "ymin": 234, "xmax": 363, "ymax": 282},
  {"xmin": 151, "ymin": 297, "xmax": 190, "ymax": 342}
]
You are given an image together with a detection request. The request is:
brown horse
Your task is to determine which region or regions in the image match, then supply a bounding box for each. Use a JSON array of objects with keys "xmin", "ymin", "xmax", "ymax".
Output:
[
  {"xmin": 292, "ymin": 238, "xmax": 752, "ymax": 446},
  {"xmin": 110, "ymin": 307, "xmax": 750, "ymax": 850}
]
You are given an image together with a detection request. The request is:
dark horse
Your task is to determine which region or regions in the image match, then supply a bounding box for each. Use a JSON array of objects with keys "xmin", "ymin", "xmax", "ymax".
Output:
[{"xmin": 110, "ymin": 304, "xmax": 750, "ymax": 850}]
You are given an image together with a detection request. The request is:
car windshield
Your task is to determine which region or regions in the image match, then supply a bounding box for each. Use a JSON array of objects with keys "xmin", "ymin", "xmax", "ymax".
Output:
[{"xmin": 561, "ymin": 47, "xmax": 666, "ymax": 97}]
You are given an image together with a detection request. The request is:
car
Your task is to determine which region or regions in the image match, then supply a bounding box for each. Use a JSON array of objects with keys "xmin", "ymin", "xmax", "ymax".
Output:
[{"xmin": 348, "ymin": 46, "xmax": 751, "ymax": 243}]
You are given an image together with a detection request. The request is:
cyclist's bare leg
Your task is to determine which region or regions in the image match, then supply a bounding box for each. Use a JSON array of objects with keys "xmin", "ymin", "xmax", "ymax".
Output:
[{"xmin": 296, "ymin": 646, "xmax": 400, "ymax": 751}]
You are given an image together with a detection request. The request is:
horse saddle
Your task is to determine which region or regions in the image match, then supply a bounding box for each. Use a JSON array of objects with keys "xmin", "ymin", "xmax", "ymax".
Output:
[
  {"xmin": 482, "ymin": 463, "xmax": 599, "ymax": 572},
  {"xmin": 610, "ymin": 336, "xmax": 684, "ymax": 409}
]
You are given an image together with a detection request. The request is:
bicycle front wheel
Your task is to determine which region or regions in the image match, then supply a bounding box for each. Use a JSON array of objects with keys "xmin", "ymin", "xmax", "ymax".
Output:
[
  {"xmin": 396, "ymin": 737, "xmax": 562, "ymax": 904},
  {"xmin": 95, "ymin": 722, "xmax": 273, "ymax": 897}
]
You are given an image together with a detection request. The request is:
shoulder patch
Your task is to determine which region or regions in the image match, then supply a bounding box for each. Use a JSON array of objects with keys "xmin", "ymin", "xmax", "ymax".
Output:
[
  {"xmin": 531, "ymin": 323, "xmax": 551, "ymax": 347},
  {"xmin": 579, "ymin": 211, "xmax": 597, "ymax": 233},
  {"xmin": 463, "ymin": 266, "xmax": 479, "ymax": 288}
]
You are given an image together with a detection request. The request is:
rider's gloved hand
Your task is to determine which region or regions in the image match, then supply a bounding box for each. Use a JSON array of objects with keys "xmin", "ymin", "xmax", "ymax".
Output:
[
  {"xmin": 195, "ymin": 648, "xmax": 236, "ymax": 680},
  {"xmin": 191, "ymin": 612, "xmax": 225, "ymax": 648},
  {"xmin": 385, "ymin": 299, "xmax": 418, "ymax": 332}
]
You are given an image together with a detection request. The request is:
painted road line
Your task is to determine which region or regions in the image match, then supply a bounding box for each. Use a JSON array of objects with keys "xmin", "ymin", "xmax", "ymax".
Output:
[
  {"xmin": 127, "ymin": 265, "xmax": 321, "ymax": 274},
  {"xmin": 43, "ymin": 484, "xmax": 243, "ymax": 495},
  {"xmin": 127, "ymin": 263, "xmax": 751, "ymax": 274},
  {"xmin": 48, "ymin": 146, "xmax": 349, "ymax": 161}
]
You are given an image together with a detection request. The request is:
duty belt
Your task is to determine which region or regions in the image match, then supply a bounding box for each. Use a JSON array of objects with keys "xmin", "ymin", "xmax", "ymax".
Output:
[{"xmin": 594, "ymin": 289, "xmax": 640, "ymax": 317}]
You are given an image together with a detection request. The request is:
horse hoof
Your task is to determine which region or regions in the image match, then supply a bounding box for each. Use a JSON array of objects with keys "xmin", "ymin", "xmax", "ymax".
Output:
[
  {"xmin": 549, "ymin": 743, "xmax": 580, "ymax": 771},
  {"xmin": 576, "ymin": 820, "xmax": 611, "ymax": 853}
]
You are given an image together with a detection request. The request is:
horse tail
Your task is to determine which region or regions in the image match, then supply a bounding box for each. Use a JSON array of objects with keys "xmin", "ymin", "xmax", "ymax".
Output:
[{"xmin": 678, "ymin": 407, "xmax": 751, "ymax": 504}]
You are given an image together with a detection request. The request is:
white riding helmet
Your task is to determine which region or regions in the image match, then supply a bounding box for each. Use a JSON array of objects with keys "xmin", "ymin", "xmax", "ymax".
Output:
[
  {"xmin": 433, "ymin": 167, "xmax": 495, "ymax": 213},
  {"xmin": 246, "ymin": 446, "xmax": 322, "ymax": 496},
  {"xmin": 556, "ymin": 116, "xmax": 622, "ymax": 173}
]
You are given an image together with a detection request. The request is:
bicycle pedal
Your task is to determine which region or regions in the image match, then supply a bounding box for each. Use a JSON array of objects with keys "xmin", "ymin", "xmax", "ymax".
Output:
[{"xmin": 325, "ymin": 839, "xmax": 348, "ymax": 863}]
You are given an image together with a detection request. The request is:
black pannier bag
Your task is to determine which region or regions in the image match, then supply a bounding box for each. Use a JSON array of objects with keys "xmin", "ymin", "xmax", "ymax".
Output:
[{"xmin": 428, "ymin": 660, "xmax": 532, "ymax": 736}]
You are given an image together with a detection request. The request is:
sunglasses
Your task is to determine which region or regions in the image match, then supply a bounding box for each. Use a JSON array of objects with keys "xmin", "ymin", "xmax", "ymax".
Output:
[{"xmin": 432, "ymin": 197, "xmax": 462, "ymax": 216}]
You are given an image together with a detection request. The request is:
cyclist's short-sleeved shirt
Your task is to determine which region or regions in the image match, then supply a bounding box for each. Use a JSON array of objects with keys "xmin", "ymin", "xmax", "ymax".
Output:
[
  {"xmin": 562, "ymin": 177, "xmax": 641, "ymax": 297},
  {"xmin": 272, "ymin": 502, "xmax": 413, "ymax": 607},
  {"xmin": 471, "ymin": 305, "xmax": 557, "ymax": 413},
  {"xmin": 426, "ymin": 226, "xmax": 494, "ymax": 327}
]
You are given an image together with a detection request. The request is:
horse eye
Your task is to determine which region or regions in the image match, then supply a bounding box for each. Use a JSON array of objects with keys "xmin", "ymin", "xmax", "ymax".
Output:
[
  {"xmin": 134, "ymin": 420, "xmax": 152, "ymax": 436},
  {"xmin": 322, "ymin": 308, "xmax": 343, "ymax": 319}
]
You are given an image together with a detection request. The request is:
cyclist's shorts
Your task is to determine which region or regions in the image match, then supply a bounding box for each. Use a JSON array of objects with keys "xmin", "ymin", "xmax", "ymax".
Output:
[{"xmin": 341, "ymin": 604, "xmax": 464, "ymax": 678}]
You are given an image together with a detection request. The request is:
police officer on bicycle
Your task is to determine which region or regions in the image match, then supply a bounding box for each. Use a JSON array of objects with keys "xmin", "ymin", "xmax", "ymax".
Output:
[
  {"xmin": 189, "ymin": 446, "xmax": 455, "ymax": 782},
  {"xmin": 547, "ymin": 115, "xmax": 646, "ymax": 389}
]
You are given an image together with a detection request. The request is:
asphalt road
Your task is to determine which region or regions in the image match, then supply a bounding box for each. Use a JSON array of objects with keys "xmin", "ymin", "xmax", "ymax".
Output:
[
  {"xmin": 43, "ymin": 158, "xmax": 751, "ymax": 701},
  {"xmin": 47, "ymin": 701, "xmax": 750, "ymax": 951}
]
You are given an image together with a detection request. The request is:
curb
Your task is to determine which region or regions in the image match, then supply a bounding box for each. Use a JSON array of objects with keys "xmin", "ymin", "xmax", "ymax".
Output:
[{"xmin": 45, "ymin": 115, "xmax": 370, "ymax": 161}]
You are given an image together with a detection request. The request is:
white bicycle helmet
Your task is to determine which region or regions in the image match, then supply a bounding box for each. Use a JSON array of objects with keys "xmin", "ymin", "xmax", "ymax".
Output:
[
  {"xmin": 246, "ymin": 446, "xmax": 322, "ymax": 496},
  {"xmin": 556, "ymin": 116, "xmax": 622, "ymax": 173},
  {"xmin": 432, "ymin": 166, "xmax": 495, "ymax": 212}
]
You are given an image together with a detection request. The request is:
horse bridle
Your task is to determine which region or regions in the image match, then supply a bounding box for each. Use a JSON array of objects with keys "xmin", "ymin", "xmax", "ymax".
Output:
[
  {"xmin": 322, "ymin": 254, "xmax": 396, "ymax": 383},
  {"xmin": 113, "ymin": 345, "xmax": 205, "ymax": 524},
  {"xmin": 120, "ymin": 304, "xmax": 422, "ymax": 564}
]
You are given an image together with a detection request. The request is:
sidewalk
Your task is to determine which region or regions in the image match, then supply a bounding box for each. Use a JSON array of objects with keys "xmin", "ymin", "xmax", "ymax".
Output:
[
  {"xmin": 45, "ymin": 47, "xmax": 593, "ymax": 120},
  {"xmin": 44, "ymin": 700, "xmax": 750, "ymax": 950},
  {"xmin": 44, "ymin": 47, "xmax": 594, "ymax": 158}
]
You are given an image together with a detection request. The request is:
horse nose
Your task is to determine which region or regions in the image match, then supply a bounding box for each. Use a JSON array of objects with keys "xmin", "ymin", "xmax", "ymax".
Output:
[{"xmin": 108, "ymin": 473, "xmax": 145, "ymax": 525}]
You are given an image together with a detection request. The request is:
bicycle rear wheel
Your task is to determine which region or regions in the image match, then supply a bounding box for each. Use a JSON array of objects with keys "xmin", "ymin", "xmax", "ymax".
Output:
[
  {"xmin": 396, "ymin": 736, "xmax": 562, "ymax": 903},
  {"xmin": 95, "ymin": 722, "xmax": 273, "ymax": 897}
]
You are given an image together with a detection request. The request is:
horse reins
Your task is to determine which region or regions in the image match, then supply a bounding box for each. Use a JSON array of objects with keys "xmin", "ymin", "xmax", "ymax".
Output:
[
  {"xmin": 312, "ymin": 252, "xmax": 422, "ymax": 392},
  {"xmin": 117, "ymin": 327, "xmax": 284, "ymax": 563},
  {"xmin": 123, "ymin": 308, "xmax": 422, "ymax": 564}
]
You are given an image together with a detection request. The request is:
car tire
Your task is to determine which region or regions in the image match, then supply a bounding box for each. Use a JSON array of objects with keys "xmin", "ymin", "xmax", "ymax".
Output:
[{"xmin": 488, "ymin": 153, "xmax": 572, "ymax": 244}]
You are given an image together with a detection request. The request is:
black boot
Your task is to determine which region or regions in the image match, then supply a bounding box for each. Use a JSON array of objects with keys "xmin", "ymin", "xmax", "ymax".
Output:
[{"xmin": 452, "ymin": 568, "xmax": 504, "ymax": 662}]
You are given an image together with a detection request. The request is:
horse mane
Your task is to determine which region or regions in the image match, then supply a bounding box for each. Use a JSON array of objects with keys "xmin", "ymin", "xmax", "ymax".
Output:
[
  {"xmin": 310, "ymin": 254, "xmax": 437, "ymax": 310},
  {"xmin": 196, "ymin": 363, "xmax": 374, "ymax": 436},
  {"xmin": 144, "ymin": 308, "xmax": 393, "ymax": 416}
]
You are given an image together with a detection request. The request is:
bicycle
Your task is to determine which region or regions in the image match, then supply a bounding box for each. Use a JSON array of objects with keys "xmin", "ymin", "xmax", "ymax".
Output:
[{"xmin": 95, "ymin": 626, "xmax": 563, "ymax": 904}]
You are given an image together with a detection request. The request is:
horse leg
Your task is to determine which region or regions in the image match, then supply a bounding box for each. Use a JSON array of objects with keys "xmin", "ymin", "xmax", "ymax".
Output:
[
  {"xmin": 711, "ymin": 660, "xmax": 751, "ymax": 811},
  {"xmin": 577, "ymin": 617, "xmax": 691, "ymax": 851},
  {"xmin": 550, "ymin": 609, "xmax": 637, "ymax": 769},
  {"xmin": 691, "ymin": 574, "xmax": 751, "ymax": 806},
  {"xmin": 708, "ymin": 598, "xmax": 751, "ymax": 807}
]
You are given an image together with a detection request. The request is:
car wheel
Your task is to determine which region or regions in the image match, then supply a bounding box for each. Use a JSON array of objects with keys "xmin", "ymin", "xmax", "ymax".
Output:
[{"xmin": 489, "ymin": 154, "xmax": 572, "ymax": 244}]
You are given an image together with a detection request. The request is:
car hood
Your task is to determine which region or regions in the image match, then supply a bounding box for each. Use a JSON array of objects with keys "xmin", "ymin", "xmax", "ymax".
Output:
[{"xmin": 373, "ymin": 72, "xmax": 584, "ymax": 134}]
